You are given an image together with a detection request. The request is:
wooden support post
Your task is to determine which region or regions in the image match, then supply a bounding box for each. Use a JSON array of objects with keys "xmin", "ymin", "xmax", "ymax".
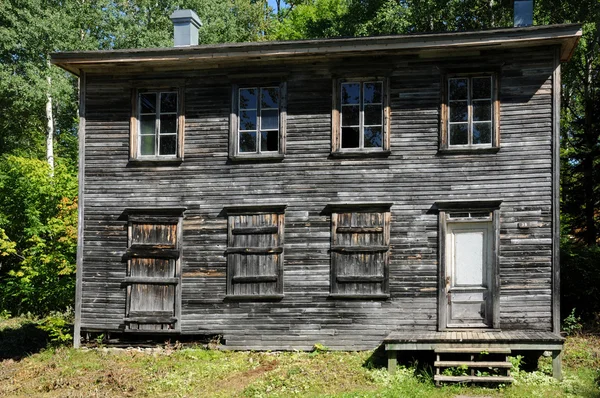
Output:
[
  {"xmin": 552, "ymin": 350, "xmax": 562, "ymax": 380},
  {"xmin": 387, "ymin": 350, "xmax": 397, "ymax": 374}
]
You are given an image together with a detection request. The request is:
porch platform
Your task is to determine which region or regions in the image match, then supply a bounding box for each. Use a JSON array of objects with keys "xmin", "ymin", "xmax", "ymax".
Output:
[{"xmin": 384, "ymin": 330, "xmax": 564, "ymax": 380}]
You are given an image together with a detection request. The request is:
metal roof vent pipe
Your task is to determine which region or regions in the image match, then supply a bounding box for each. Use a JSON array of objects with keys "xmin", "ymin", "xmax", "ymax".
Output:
[
  {"xmin": 170, "ymin": 9, "xmax": 202, "ymax": 47},
  {"xmin": 514, "ymin": 0, "xmax": 533, "ymax": 27}
]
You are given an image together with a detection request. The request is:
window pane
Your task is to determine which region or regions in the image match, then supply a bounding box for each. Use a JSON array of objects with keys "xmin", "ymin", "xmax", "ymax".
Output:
[
  {"xmin": 472, "ymin": 77, "xmax": 492, "ymax": 99},
  {"xmin": 261, "ymin": 87, "xmax": 279, "ymax": 109},
  {"xmin": 473, "ymin": 101, "xmax": 491, "ymax": 122},
  {"xmin": 160, "ymin": 92, "xmax": 177, "ymax": 113},
  {"xmin": 159, "ymin": 134, "xmax": 176, "ymax": 155},
  {"xmin": 341, "ymin": 83, "xmax": 360, "ymax": 105},
  {"xmin": 449, "ymin": 78, "xmax": 468, "ymax": 100},
  {"xmin": 450, "ymin": 102, "xmax": 468, "ymax": 122},
  {"xmin": 363, "ymin": 82, "xmax": 382, "ymax": 104},
  {"xmin": 364, "ymin": 127, "xmax": 382, "ymax": 148},
  {"xmin": 473, "ymin": 122, "xmax": 492, "ymax": 144},
  {"xmin": 261, "ymin": 109, "xmax": 279, "ymax": 130},
  {"xmin": 140, "ymin": 115, "xmax": 156, "ymax": 135},
  {"xmin": 160, "ymin": 114, "xmax": 177, "ymax": 135},
  {"xmin": 342, "ymin": 105, "xmax": 359, "ymax": 126},
  {"xmin": 240, "ymin": 110, "xmax": 257, "ymax": 130},
  {"xmin": 261, "ymin": 130, "xmax": 279, "ymax": 152},
  {"xmin": 239, "ymin": 131, "xmax": 257, "ymax": 152},
  {"xmin": 364, "ymin": 104, "xmax": 382, "ymax": 126},
  {"xmin": 341, "ymin": 127, "xmax": 360, "ymax": 148},
  {"xmin": 140, "ymin": 135, "xmax": 155, "ymax": 155},
  {"xmin": 240, "ymin": 88, "xmax": 257, "ymax": 110},
  {"xmin": 140, "ymin": 93, "xmax": 156, "ymax": 113},
  {"xmin": 450, "ymin": 123, "xmax": 468, "ymax": 145}
]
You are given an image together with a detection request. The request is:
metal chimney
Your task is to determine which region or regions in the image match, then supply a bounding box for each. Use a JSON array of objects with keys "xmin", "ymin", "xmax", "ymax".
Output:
[
  {"xmin": 170, "ymin": 9, "xmax": 202, "ymax": 47},
  {"xmin": 514, "ymin": 0, "xmax": 533, "ymax": 27}
]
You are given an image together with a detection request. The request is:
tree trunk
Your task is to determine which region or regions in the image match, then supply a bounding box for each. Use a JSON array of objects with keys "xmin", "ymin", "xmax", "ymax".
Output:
[{"xmin": 46, "ymin": 60, "xmax": 54, "ymax": 176}]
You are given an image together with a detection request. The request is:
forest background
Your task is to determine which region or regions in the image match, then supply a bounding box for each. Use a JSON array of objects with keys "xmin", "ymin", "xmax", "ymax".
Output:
[{"xmin": 0, "ymin": 0, "xmax": 598, "ymax": 331}]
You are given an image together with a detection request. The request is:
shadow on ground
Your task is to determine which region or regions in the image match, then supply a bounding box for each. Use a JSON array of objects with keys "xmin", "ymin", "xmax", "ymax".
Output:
[{"xmin": 0, "ymin": 321, "xmax": 49, "ymax": 360}]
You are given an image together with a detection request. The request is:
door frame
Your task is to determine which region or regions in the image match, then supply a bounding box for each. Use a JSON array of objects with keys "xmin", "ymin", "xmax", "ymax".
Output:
[{"xmin": 436, "ymin": 200, "xmax": 501, "ymax": 331}]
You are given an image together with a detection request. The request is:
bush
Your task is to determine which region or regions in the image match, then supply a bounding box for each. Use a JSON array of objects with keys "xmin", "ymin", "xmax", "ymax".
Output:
[{"xmin": 38, "ymin": 309, "xmax": 74, "ymax": 345}]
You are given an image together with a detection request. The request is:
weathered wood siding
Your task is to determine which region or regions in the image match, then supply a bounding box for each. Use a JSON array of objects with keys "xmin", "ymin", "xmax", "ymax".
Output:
[{"xmin": 80, "ymin": 45, "xmax": 557, "ymax": 349}]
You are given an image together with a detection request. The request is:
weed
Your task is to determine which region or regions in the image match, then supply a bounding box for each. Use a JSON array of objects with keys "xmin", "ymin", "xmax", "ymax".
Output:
[
  {"xmin": 563, "ymin": 308, "xmax": 583, "ymax": 336},
  {"xmin": 442, "ymin": 365, "xmax": 468, "ymax": 376},
  {"xmin": 37, "ymin": 309, "xmax": 73, "ymax": 345}
]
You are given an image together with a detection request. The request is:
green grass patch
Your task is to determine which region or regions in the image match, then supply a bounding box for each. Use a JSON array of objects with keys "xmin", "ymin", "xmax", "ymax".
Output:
[{"xmin": 1, "ymin": 317, "xmax": 599, "ymax": 397}]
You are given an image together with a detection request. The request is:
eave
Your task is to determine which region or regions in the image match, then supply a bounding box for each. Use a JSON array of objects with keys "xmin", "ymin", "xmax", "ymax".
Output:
[{"xmin": 51, "ymin": 24, "xmax": 582, "ymax": 76}]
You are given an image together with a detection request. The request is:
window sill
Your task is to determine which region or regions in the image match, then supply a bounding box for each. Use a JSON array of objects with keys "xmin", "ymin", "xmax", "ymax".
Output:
[
  {"xmin": 330, "ymin": 150, "xmax": 391, "ymax": 159},
  {"xmin": 229, "ymin": 153, "xmax": 285, "ymax": 163},
  {"xmin": 224, "ymin": 294, "xmax": 284, "ymax": 301},
  {"xmin": 328, "ymin": 293, "xmax": 390, "ymax": 300},
  {"xmin": 128, "ymin": 158, "xmax": 183, "ymax": 167},
  {"xmin": 438, "ymin": 147, "xmax": 499, "ymax": 155}
]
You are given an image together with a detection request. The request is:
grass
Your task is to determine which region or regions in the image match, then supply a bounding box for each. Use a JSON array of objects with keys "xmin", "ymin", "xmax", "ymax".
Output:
[{"xmin": 1, "ymin": 318, "xmax": 599, "ymax": 397}]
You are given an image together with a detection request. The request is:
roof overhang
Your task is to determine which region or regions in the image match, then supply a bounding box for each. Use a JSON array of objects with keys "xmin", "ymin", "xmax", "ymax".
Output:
[{"xmin": 51, "ymin": 24, "xmax": 582, "ymax": 76}]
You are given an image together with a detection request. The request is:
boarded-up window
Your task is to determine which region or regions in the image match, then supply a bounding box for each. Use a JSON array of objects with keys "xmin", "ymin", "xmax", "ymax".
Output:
[
  {"xmin": 225, "ymin": 206, "xmax": 285, "ymax": 299},
  {"xmin": 330, "ymin": 204, "xmax": 391, "ymax": 298},
  {"xmin": 124, "ymin": 212, "xmax": 182, "ymax": 331}
]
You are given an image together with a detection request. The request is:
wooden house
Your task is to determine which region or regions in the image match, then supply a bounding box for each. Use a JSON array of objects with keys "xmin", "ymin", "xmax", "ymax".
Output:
[{"xmin": 52, "ymin": 6, "xmax": 581, "ymax": 383}]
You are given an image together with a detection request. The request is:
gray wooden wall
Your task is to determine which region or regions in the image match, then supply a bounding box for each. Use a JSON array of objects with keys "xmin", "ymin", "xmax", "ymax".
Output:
[{"xmin": 81, "ymin": 45, "xmax": 556, "ymax": 350}]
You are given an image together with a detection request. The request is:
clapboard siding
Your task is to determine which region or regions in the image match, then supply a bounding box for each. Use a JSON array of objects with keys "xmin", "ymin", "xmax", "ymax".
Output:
[{"xmin": 79, "ymin": 46, "xmax": 556, "ymax": 348}]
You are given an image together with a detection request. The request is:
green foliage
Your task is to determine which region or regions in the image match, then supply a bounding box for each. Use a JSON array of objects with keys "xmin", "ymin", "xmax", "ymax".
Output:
[
  {"xmin": 441, "ymin": 364, "xmax": 468, "ymax": 376},
  {"xmin": 0, "ymin": 155, "xmax": 77, "ymax": 315},
  {"xmin": 38, "ymin": 309, "xmax": 74, "ymax": 345},
  {"xmin": 563, "ymin": 308, "xmax": 583, "ymax": 336},
  {"xmin": 561, "ymin": 240, "xmax": 600, "ymax": 323}
]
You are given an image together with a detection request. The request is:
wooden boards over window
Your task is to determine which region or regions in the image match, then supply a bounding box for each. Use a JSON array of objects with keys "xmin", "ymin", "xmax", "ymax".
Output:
[
  {"xmin": 123, "ymin": 209, "xmax": 184, "ymax": 332},
  {"xmin": 224, "ymin": 205, "xmax": 286, "ymax": 300},
  {"xmin": 327, "ymin": 203, "xmax": 392, "ymax": 299}
]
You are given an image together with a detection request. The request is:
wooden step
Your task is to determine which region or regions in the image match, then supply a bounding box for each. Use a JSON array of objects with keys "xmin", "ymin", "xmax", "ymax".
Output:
[
  {"xmin": 435, "ymin": 361, "xmax": 512, "ymax": 368},
  {"xmin": 434, "ymin": 375, "xmax": 514, "ymax": 383},
  {"xmin": 434, "ymin": 347, "xmax": 511, "ymax": 354}
]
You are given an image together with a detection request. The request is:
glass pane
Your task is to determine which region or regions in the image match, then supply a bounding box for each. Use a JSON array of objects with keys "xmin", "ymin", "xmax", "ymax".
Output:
[
  {"xmin": 140, "ymin": 115, "xmax": 155, "ymax": 135},
  {"xmin": 364, "ymin": 104, "xmax": 382, "ymax": 126},
  {"xmin": 454, "ymin": 230, "xmax": 484, "ymax": 285},
  {"xmin": 261, "ymin": 130, "xmax": 279, "ymax": 152},
  {"xmin": 240, "ymin": 110, "xmax": 257, "ymax": 130},
  {"xmin": 140, "ymin": 93, "xmax": 156, "ymax": 113},
  {"xmin": 140, "ymin": 135, "xmax": 155, "ymax": 155},
  {"xmin": 342, "ymin": 105, "xmax": 359, "ymax": 126},
  {"xmin": 160, "ymin": 92, "xmax": 177, "ymax": 113},
  {"xmin": 473, "ymin": 122, "xmax": 492, "ymax": 144},
  {"xmin": 449, "ymin": 123, "xmax": 468, "ymax": 145},
  {"xmin": 364, "ymin": 127, "xmax": 382, "ymax": 148},
  {"xmin": 363, "ymin": 82, "xmax": 382, "ymax": 104},
  {"xmin": 159, "ymin": 134, "xmax": 176, "ymax": 155},
  {"xmin": 473, "ymin": 101, "xmax": 491, "ymax": 122},
  {"xmin": 450, "ymin": 102, "xmax": 468, "ymax": 122},
  {"xmin": 341, "ymin": 83, "xmax": 360, "ymax": 105},
  {"xmin": 472, "ymin": 77, "xmax": 492, "ymax": 99},
  {"xmin": 261, "ymin": 87, "xmax": 279, "ymax": 109},
  {"xmin": 341, "ymin": 127, "xmax": 360, "ymax": 148},
  {"xmin": 160, "ymin": 114, "xmax": 177, "ymax": 135},
  {"xmin": 261, "ymin": 109, "xmax": 279, "ymax": 130},
  {"xmin": 239, "ymin": 131, "xmax": 256, "ymax": 152},
  {"xmin": 449, "ymin": 78, "xmax": 468, "ymax": 100},
  {"xmin": 239, "ymin": 88, "xmax": 257, "ymax": 110}
]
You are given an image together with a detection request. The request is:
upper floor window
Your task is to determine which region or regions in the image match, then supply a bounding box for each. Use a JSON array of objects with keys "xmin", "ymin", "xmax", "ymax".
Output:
[
  {"xmin": 441, "ymin": 74, "xmax": 499, "ymax": 151},
  {"xmin": 230, "ymin": 83, "xmax": 287, "ymax": 160},
  {"xmin": 332, "ymin": 78, "xmax": 390, "ymax": 156},
  {"xmin": 130, "ymin": 85, "xmax": 185, "ymax": 162}
]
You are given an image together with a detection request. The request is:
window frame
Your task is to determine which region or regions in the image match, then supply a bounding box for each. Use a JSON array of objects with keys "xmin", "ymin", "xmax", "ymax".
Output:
[
  {"xmin": 440, "ymin": 72, "xmax": 500, "ymax": 152},
  {"xmin": 122, "ymin": 207, "xmax": 185, "ymax": 332},
  {"xmin": 332, "ymin": 77, "xmax": 391, "ymax": 157},
  {"xmin": 229, "ymin": 82, "xmax": 287, "ymax": 161},
  {"xmin": 130, "ymin": 84, "xmax": 185, "ymax": 162},
  {"xmin": 224, "ymin": 204, "xmax": 286, "ymax": 300},
  {"xmin": 435, "ymin": 199, "xmax": 502, "ymax": 331},
  {"xmin": 327, "ymin": 202, "xmax": 392, "ymax": 299}
]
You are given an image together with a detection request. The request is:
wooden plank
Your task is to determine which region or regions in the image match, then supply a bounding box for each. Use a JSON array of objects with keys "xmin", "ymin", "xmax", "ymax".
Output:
[
  {"xmin": 336, "ymin": 275, "xmax": 385, "ymax": 283},
  {"xmin": 434, "ymin": 347, "xmax": 511, "ymax": 354},
  {"xmin": 434, "ymin": 375, "xmax": 514, "ymax": 383},
  {"xmin": 123, "ymin": 277, "xmax": 178, "ymax": 285},
  {"xmin": 225, "ymin": 247, "xmax": 283, "ymax": 255},
  {"xmin": 336, "ymin": 227, "xmax": 384, "ymax": 233},
  {"xmin": 435, "ymin": 361, "xmax": 512, "ymax": 368},
  {"xmin": 232, "ymin": 275, "xmax": 278, "ymax": 283},
  {"xmin": 330, "ymin": 245, "xmax": 389, "ymax": 253},
  {"xmin": 125, "ymin": 248, "xmax": 180, "ymax": 259},
  {"xmin": 124, "ymin": 317, "xmax": 177, "ymax": 324},
  {"xmin": 232, "ymin": 226, "xmax": 278, "ymax": 235}
]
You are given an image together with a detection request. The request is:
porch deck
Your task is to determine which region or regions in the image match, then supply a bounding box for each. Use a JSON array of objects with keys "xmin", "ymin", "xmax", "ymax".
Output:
[{"xmin": 384, "ymin": 330, "xmax": 564, "ymax": 380}]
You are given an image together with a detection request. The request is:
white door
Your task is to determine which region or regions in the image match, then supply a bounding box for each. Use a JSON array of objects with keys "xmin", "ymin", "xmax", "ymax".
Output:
[{"xmin": 446, "ymin": 222, "xmax": 492, "ymax": 328}]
